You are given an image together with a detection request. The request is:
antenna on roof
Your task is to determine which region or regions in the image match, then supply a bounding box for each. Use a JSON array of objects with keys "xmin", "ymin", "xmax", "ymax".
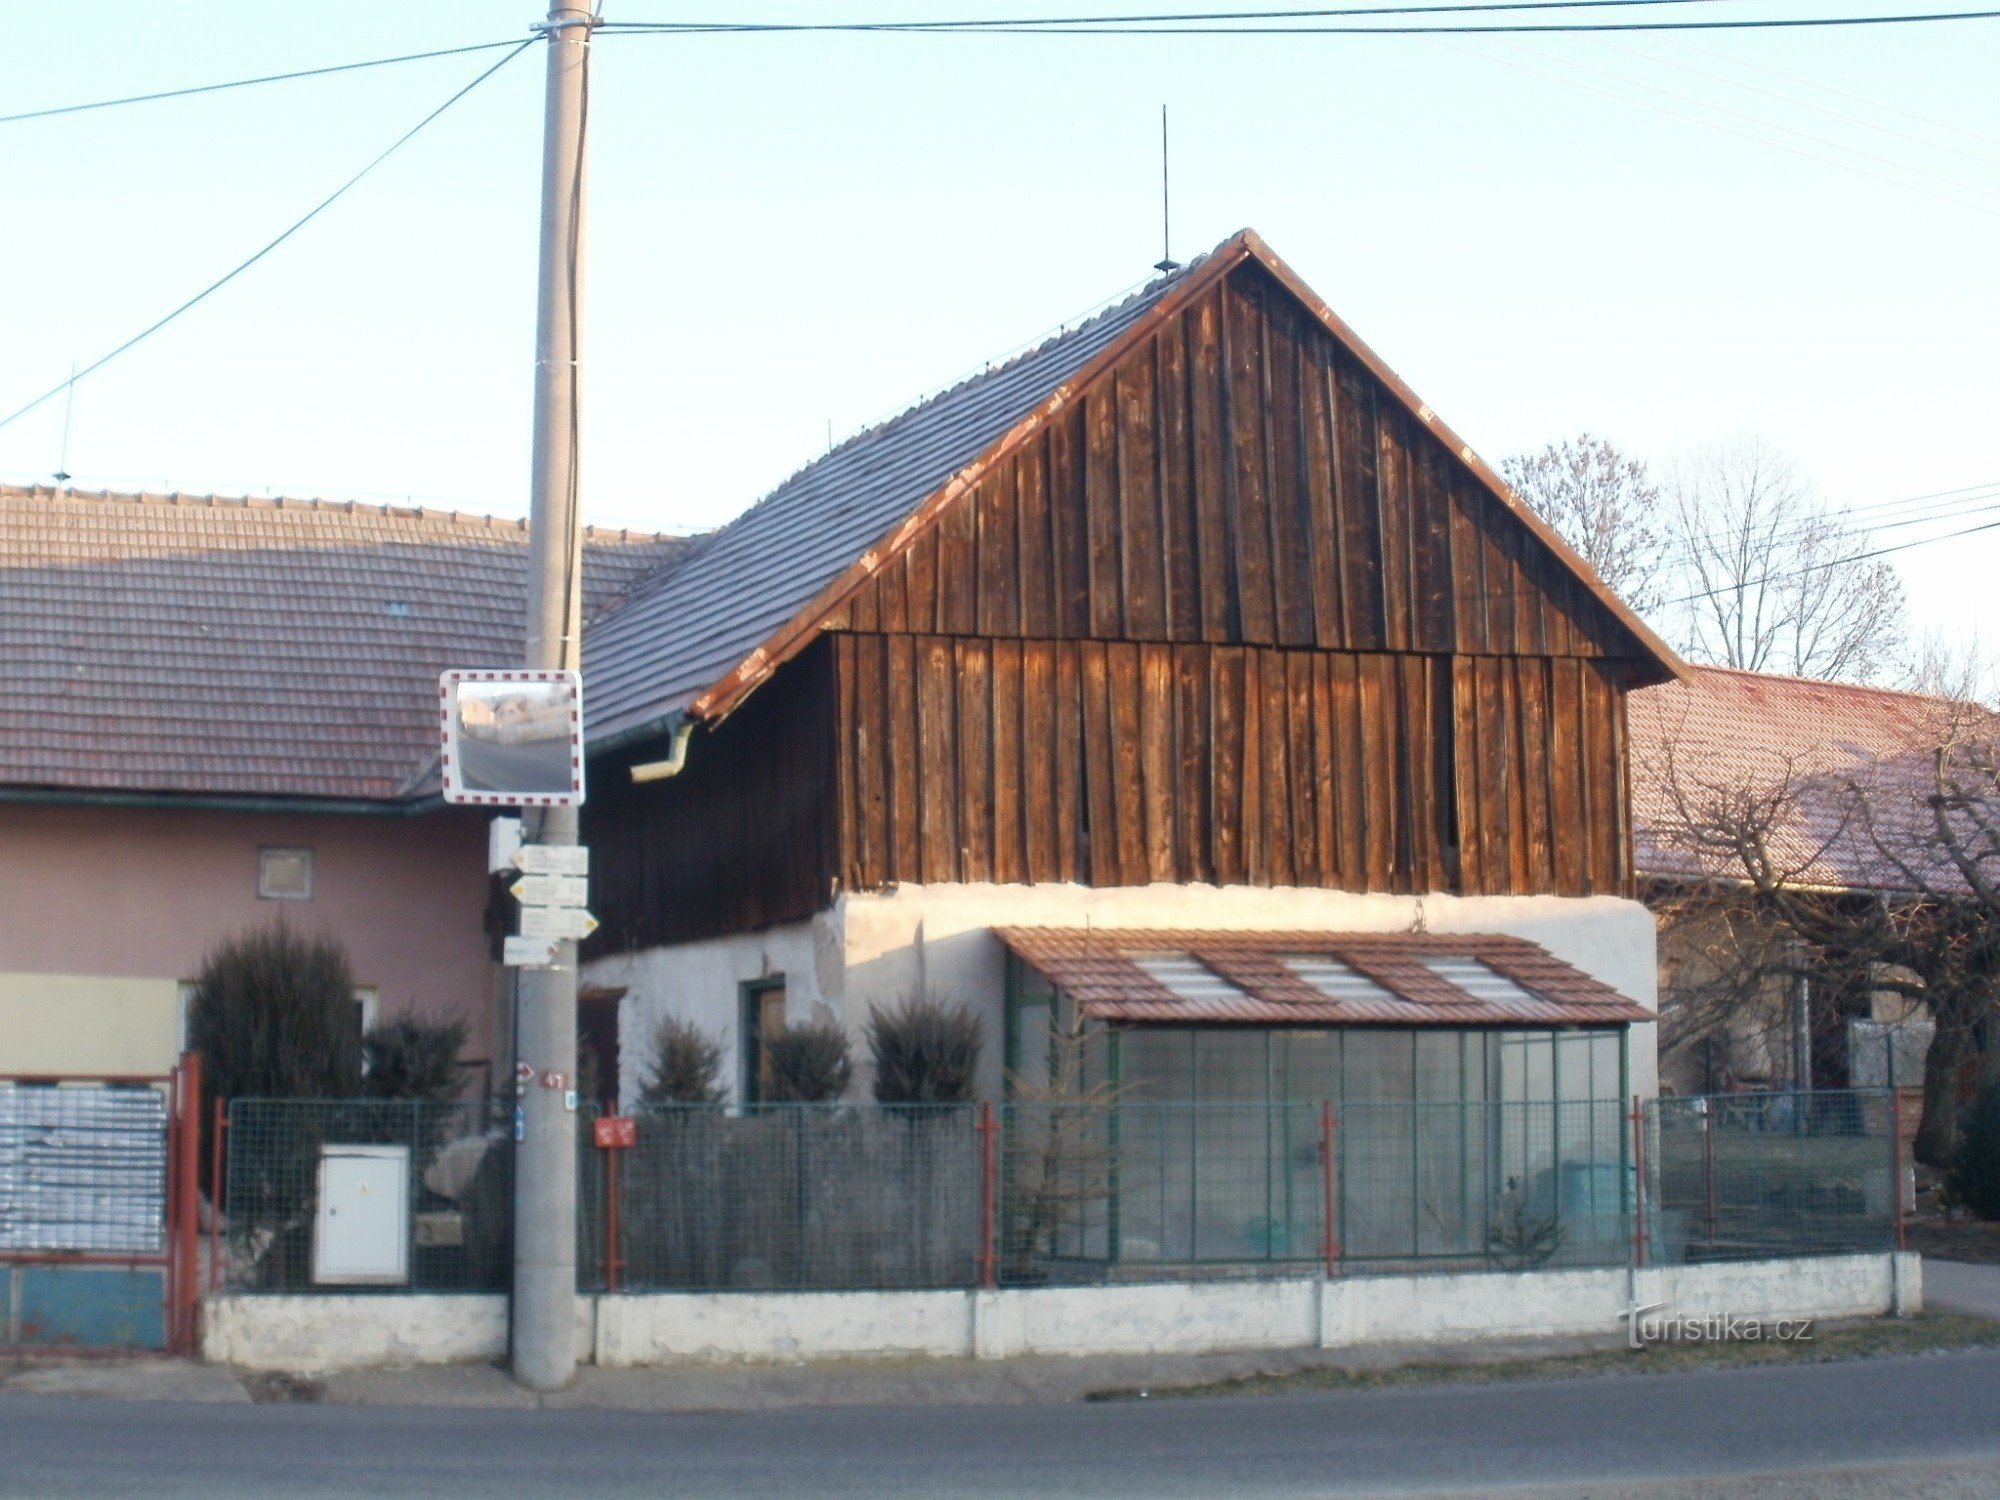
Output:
[
  {"xmin": 1154, "ymin": 106, "xmax": 1180, "ymax": 276},
  {"xmin": 51, "ymin": 364, "xmax": 76, "ymax": 484}
]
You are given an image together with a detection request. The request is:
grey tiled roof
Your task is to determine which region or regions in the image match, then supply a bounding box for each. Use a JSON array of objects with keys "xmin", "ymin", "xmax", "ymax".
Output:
[
  {"xmin": 582, "ymin": 263, "xmax": 1197, "ymax": 743},
  {"xmin": 0, "ymin": 487, "xmax": 695, "ymax": 802}
]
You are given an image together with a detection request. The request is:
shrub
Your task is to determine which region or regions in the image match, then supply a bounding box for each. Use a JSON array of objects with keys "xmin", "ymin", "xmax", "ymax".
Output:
[
  {"xmin": 866, "ymin": 992, "xmax": 983, "ymax": 1104},
  {"xmin": 637, "ymin": 1014, "xmax": 727, "ymax": 1107},
  {"xmin": 188, "ymin": 922, "xmax": 363, "ymax": 1102},
  {"xmin": 763, "ymin": 1016, "xmax": 853, "ymax": 1103},
  {"xmin": 1951, "ymin": 1077, "xmax": 2000, "ymax": 1221},
  {"xmin": 361, "ymin": 1016, "xmax": 468, "ymax": 1103}
]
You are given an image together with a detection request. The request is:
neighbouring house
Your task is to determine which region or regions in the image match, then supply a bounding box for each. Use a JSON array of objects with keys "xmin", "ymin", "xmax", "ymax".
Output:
[
  {"xmin": 0, "ymin": 486, "xmax": 689, "ymax": 1084},
  {"xmin": 579, "ymin": 229, "xmax": 1682, "ymax": 1138},
  {"xmin": 1629, "ymin": 663, "xmax": 1994, "ymax": 1097}
]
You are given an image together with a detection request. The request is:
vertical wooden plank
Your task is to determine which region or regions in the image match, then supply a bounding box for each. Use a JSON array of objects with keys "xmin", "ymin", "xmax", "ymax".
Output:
[
  {"xmin": 1139, "ymin": 644, "xmax": 1176, "ymax": 882},
  {"xmin": 1503, "ymin": 663, "xmax": 1532, "ymax": 895},
  {"xmin": 1224, "ymin": 273, "xmax": 1277, "ymax": 643},
  {"xmin": 917, "ymin": 635, "xmax": 959, "ymax": 882},
  {"xmin": 1302, "ymin": 336, "xmax": 1344, "ymax": 650},
  {"xmin": 1517, "ymin": 658, "xmax": 1554, "ymax": 892},
  {"xmin": 846, "ymin": 575, "xmax": 879, "ymax": 633},
  {"xmin": 904, "ymin": 530, "xmax": 939, "ymax": 636},
  {"xmin": 1375, "ymin": 405, "xmax": 1412, "ymax": 654},
  {"xmin": 1079, "ymin": 642, "xmax": 1117, "ymax": 886},
  {"xmin": 1613, "ymin": 673, "xmax": 1634, "ymax": 894},
  {"xmin": 1241, "ymin": 647, "xmax": 1268, "ymax": 883},
  {"xmin": 1398, "ymin": 656, "xmax": 1432, "ymax": 891},
  {"xmin": 1117, "ymin": 352, "xmax": 1167, "ymax": 639},
  {"xmin": 1332, "ymin": 652, "xmax": 1366, "ymax": 887},
  {"xmin": 956, "ymin": 640, "xmax": 994, "ymax": 878},
  {"xmin": 1480, "ymin": 493, "xmax": 1516, "ymax": 656},
  {"xmin": 1187, "ymin": 293, "xmax": 1235, "ymax": 642},
  {"xmin": 1412, "ymin": 440, "xmax": 1456, "ymax": 654},
  {"xmin": 1583, "ymin": 662, "xmax": 1621, "ymax": 896},
  {"xmin": 1508, "ymin": 524, "xmax": 1547, "ymax": 656},
  {"xmin": 1209, "ymin": 647, "xmax": 1246, "ymax": 884},
  {"xmin": 1173, "ymin": 645, "xmax": 1212, "ymax": 883},
  {"xmin": 938, "ymin": 492, "xmax": 978, "ymax": 636},
  {"xmin": 1473, "ymin": 657, "xmax": 1513, "ymax": 894},
  {"xmin": 1448, "ymin": 473, "xmax": 1486, "ymax": 655},
  {"xmin": 854, "ymin": 634, "xmax": 891, "ymax": 889},
  {"xmin": 1157, "ymin": 313, "xmax": 1200, "ymax": 641},
  {"xmin": 1265, "ymin": 306, "xmax": 1315, "ymax": 647},
  {"xmin": 1021, "ymin": 641, "xmax": 1059, "ymax": 880},
  {"xmin": 886, "ymin": 633, "xmax": 920, "ymax": 883},
  {"xmin": 991, "ymin": 639, "xmax": 1025, "ymax": 884},
  {"xmin": 976, "ymin": 460, "xmax": 1021, "ymax": 637},
  {"xmin": 1259, "ymin": 648, "xmax": 1294, "ymax": 885},
  {"xmin": 1334, "ymin": 357, "xmax": 1386, "ymax": 650},
  {"xmin": 1451, "ymin": 657, "xmax": 1483, "ymax": 895},
  {"xmin": 1085, "ymin": 387, "xmax": 1124, "ymax": 637},
  {"xmin": 1056, "ymin": 643, "xmax": 1085, "ymax": 882},
  {"xmin": 1016, "ymin": 427, "xmax": 1054, "ymax": 638},
  {"xmin": 1050, "ymin": 411, "xmax": 1092, "ymax": 639},
  {"xmin": 1107, "ymin": 642, "xmax": 1147, "ymax": 884},
  {"xmin": 1547, "ymin": 657, "xmax": 1585, "ymax": 894},
  {"xmin": 1358, "ymin": 655, "xmax": 1396, "ymax": 891},
  {"xmin": 1428, "ymin": 654, "xmax": 1458, "ymax": 893},
  {"xmin": 1285, "ymin": 651, "xmax": 1318, "ymax": 884},
  {"xmin": 1311, "ymin": 654, "xmax": 1338, "ymax": 885},
  {"xmin": 835, "ymin": 635, "xmax": 862, "ymax": 887},
  {"xmin": 875, "ymin": 551, "xmax": 908, "ymax": 635}
]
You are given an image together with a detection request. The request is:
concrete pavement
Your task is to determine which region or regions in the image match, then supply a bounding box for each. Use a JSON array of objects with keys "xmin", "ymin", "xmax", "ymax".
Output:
[{"xmin": 1922, "ymin": 1258, "xmax": 2000, "ymax": 1320}]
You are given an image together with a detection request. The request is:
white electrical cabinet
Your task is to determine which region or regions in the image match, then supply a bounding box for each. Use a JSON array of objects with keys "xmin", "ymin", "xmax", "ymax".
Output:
[{"xmin": 313, "ymin": 1145, "xmax": 411, "ymax": 1285}]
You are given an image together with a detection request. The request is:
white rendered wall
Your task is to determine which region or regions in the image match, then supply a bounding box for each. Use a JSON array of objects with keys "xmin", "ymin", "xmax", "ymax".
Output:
[
  {"xmin": 206, "ymin": 1254, "xmax": 1914, "ymax": 1370},
  {"xmin": 587, "ymin": 885, "xmax": 1661, "ymax": 1105}
]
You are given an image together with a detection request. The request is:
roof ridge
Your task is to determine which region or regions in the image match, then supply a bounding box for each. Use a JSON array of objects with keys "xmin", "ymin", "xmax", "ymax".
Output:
[
  {"xmin": 1684, "ymin": 661, "xmax": 1951, "ymax": 706},
  {"xmin": 0, "ymin": 483, "xmax": 687, "ymax": 546}
]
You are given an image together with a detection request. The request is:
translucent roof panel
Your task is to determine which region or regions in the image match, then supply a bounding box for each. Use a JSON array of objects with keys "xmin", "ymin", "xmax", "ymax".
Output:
[
  {"xmin": 1132, "ymin": 956, "xmax": 1255, "ymax": 1008},
  {"xmin": 1282, "ymin": 957, "xmax": 1400, "ymax": 1005},
  {"xmin": 1419, "ymin": 957, "xmax": 1544, "ymax": 1014}
]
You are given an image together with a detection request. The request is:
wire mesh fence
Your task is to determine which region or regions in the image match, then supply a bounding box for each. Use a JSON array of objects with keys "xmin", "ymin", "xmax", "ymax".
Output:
[
  {"xmin": 223, "ymin": 1099, "xmax": 514, "ymax": 1293},
  {"xmin": 219, "ymin": 1089, "xmax": 1902, "ymax": 1297},
  {"xmin": 1648, "ymin": 1090, "xmax": 1898, "ymax": 1263}
]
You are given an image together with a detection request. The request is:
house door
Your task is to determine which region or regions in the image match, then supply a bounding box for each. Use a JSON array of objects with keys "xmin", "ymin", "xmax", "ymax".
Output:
[{"xmin": 577, "ymin": 987, "xmax": 623, "ymax": 1112}]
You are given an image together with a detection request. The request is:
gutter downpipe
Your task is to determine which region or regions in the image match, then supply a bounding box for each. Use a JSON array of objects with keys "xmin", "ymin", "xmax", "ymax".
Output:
[{"xmin": 628, "ymin": 715, "xmax": 696, "ymax": 784}]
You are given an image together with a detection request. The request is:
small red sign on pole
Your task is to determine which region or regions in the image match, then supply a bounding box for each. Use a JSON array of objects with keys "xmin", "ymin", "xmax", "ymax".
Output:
[{"xmin": 594, "ymin": 1116, "xmax": 637, "ymax": 1150}]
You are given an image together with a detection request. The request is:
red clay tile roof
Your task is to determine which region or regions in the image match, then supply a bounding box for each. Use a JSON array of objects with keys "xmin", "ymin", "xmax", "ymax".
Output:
[
  {"xmin": 1628, "ymin": 664, "xmax": 1992, "ymax": 894},
  {"xmin": 0, "ymin": 486, "xmax": 696, "ymax": 802},
  {"xmin": 996, "ymin": 929, "xmax": 1649, "ymax": 1026}
]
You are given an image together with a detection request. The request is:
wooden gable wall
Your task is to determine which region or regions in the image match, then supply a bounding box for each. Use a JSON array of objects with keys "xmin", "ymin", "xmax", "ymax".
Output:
[{"xmin": 823, "ymin": 260, "xmax": 1641, "ymax": 905}]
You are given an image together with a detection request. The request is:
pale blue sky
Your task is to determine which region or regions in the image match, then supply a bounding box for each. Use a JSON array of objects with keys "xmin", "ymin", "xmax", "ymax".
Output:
[{"xmin": 4, "ymin": 3, "xmax": 1997, "ymax": 647}]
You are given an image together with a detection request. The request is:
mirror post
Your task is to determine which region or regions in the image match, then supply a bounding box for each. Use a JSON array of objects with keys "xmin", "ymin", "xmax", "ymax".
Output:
[{"xmin": 512, "ymin": 2, "xmax": 592, "ymax": 1395}]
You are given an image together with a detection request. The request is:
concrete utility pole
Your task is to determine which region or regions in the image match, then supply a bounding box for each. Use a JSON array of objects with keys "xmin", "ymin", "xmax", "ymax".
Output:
[{"xmin": 513, "ymin": 2, "xmax": 593, "ymax": 1393}]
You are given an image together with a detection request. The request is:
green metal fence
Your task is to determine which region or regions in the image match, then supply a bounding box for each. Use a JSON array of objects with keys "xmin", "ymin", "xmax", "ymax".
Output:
[{"xmin": 220, "ymin": 1090, "xmax": 1901, "ymax": 1295}]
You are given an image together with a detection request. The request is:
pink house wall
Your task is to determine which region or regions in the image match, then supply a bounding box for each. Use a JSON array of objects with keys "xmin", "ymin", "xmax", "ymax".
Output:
[{"xmin": 0, "ymin": 802, "xmax": 502, "ymax": 1080}]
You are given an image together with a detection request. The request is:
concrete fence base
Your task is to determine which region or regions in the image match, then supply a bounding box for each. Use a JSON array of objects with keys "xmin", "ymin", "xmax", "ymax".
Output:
[{"xmin": 202, "ymin": 1252, "xmax": 1921, "ymax": 1374}]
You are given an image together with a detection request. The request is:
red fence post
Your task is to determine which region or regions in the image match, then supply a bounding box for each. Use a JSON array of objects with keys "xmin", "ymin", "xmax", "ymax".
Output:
[
  {"xmin": 1320, "ymin": 1102, "xmax": 1341, "ymax": 1278},
  {"xmin": 174, "ymin": 1052, "xmax": 203, "ymax": 1354},
  {"xmin": 1630, "ymin": 1094, "xmax": 1650, "ymax": 1271},
  {"xmin": 976, "ymin": 1101, "xmax": 999, "ymax": 1289},
  {"xmin": 208, "ymin": 1097, "xmax": 227, "ymax": 1296}
]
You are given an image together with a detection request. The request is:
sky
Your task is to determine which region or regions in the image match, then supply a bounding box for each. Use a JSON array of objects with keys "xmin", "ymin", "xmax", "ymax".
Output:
[{"xmin": 3, "ymin": 1, "xmax": 1997, "ymax": 654}]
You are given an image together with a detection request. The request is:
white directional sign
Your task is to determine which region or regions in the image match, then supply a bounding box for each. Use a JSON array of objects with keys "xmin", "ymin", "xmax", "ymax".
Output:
[
  {"xmin": 518, "ymin": 905, "xmax": 599, "ymax": 941},
  {"xmin": 510, "ymin": 874, "xmax": 589, "ymax": 908},
  {"xmin": 503, "ymin": 934, "xmax": 560, "ymax": 969},
  {"xmin": 513, "ymin": 844, "xmax": 589, "ymax": 877}
]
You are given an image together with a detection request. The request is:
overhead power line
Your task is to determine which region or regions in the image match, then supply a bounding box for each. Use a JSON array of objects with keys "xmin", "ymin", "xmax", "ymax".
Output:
[
  {"xmin": 1661, "ymin": 514, "xmax": 2000, "ymax": 607},
  {"xmin": 0, "ymin": 38, "xmax": 525, "ymax": 127},
  {"xmin": 0, "ymin": 40, "xmax": 535, "ymax": 434},
  {"xmin": 602, "ymin": 6, "xmax": 2000, "ymax": 37},
  {"xmin": 614, "ymin": 0, "xmax": 1740, "ymax": 30}
]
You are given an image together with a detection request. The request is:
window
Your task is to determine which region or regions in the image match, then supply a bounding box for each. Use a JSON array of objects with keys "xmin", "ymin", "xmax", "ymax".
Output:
[
  {"xmin": 258, "ymin": 847, "xmax": 314, "ymax": 901},
  {"xmin": 739, "ymin": 978, "xmax": 787, "ymax": 1104}
]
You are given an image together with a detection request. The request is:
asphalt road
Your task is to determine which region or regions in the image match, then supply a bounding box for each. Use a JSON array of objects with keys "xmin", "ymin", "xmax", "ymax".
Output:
[{"xmin": 4, "ymin": 1349, "xmax": 1998, "ymax": 1499}]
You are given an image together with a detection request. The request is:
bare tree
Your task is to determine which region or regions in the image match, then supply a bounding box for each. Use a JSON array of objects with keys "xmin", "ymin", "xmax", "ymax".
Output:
[
  {"xmin": 1501, "ymin": 434, "xmax": 1667, "ymax": 615},
  {"xmin": 1664, "ymin": 439, "xmax": 1904, "ymax": 683}
]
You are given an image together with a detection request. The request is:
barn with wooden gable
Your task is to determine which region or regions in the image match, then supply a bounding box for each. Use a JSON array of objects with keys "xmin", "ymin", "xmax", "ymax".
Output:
[{"xmin": 580, "ymin": 229, "xmax": 1680, "ymax": 1114}]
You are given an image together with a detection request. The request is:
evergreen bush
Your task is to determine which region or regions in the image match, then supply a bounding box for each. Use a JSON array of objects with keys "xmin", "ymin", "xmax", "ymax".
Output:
[
  {"xmin": 637, "ymin": 1014, "xmax": 727, "ymax": 1106},
  {"xmin": 866, "ymin": 992, "xmax": 983, "ymax": 1104},
  {"xmin": 188, "ymin": 922, "xmax": 363, "ymax": 1102},
  {"xmin": 361, "ymin": 1016, "xmax": 468, "ymax": 1103},
  {"xmin": 763, "ymin": 1016, "xmax": 853, "ymax": 1103}
]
